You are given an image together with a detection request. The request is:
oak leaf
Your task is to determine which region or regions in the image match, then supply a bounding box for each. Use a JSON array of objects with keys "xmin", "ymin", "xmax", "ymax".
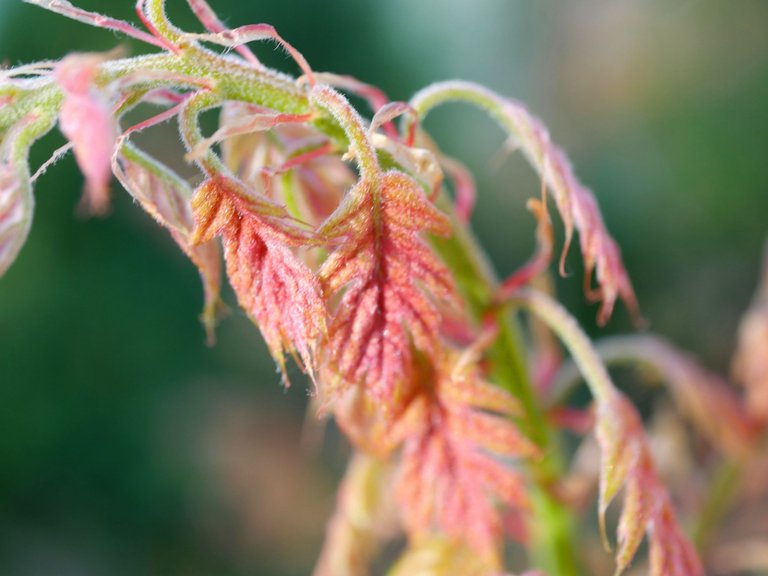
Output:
[
  {"xmin": 192, "ymin": 175, "xmax": 324, "ymax": 379},
  {"xmin": 319, "ymin": 170, "xmax": 459, "ymax": 401}
]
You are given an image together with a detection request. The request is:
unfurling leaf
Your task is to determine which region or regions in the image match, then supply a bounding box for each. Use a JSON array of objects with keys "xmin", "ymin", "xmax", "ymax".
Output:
[
  {"xmin": 113, "ymin": 143, "xmax": 226, "ymax": 344},
  {"xmin": 410, "ymin": 81, "xmax": 638, "ymax": 324},
  {"xmin": 0, "ymin": 161, "xmax": 33, "ymax": 278},
  {"xmin": 319, "ymin": 170, "xmax": 459, "ymax": 401},
  {"xmin": 191, "ymin": 175, "xmax": 325, "ymax": 379},
  {"xmin": 395, "ymin": 352, "xmax": 536, "ymax": 563},
  {"xmin": 514, "ymin": 289, "xmax": 702, "ymax": 575},
  {"xmin": 601, "ymin": 395, "xmax": 702, "ymax": 576},
  {"xmin": 220, "ymin": 102, "xmax": 351, "ymax": 228},
  {"xmin": 0, "ymin": 113, "xmax": 41, "ymax": 278}
]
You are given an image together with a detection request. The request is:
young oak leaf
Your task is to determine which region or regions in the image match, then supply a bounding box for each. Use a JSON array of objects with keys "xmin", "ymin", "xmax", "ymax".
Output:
[
  {"xmin": 514, "ymin": 289, "xmax": 702, "ymax": 576},
  {"xmin": 396, "ymin": 351, "xmax": 537, "ymax": 563},
  {"xmin": 319, "ymin": 171, "xmax": 460, "ymax": 401},
  {"xmin": 0, "ymin": 111, "xmax": 54, "ymax": 278},
  {"xmin": 191, "ymin": 174, "xmax": 325, "ymax": 380},
  {"xmin": 112, "ymin": 142, "xmax": 226, "ymax": 344},
  {"xmin": 310, "ymin": 84, "xmax": 460, "ymax": 403},
  {"xmin": 598, "ymin": 393, "xmax": 703, "ymax": 576},
  {"xmin": 409, "ymin": 81, "xmax": 639, "ymax": 325}
]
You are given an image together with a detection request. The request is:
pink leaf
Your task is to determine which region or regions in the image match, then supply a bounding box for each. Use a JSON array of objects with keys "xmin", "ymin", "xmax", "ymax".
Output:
[
  {"xmin": 410, "ymin": 81, "xmax": 640, "ymax": 324},
  {"xmin": 514, "ymin": 289, "xmax": 702, "ymax": 575},
  {"xmin": 0, "ymin": 114, "xmax": 40, "ymax": 278},
  {"xmin": 320, "ymin": 171, "xmax": 459, "ymax": 401},
  {"xmin": 192, "ymin": 175, "xmax": 325, "ymax": 380},
  {"xmin": 396, "ymin": 352, "xmax": 536, "ymax": 562},
  {"xmin": 597, "ymin": 392, "xmax": 703, "ymax": 576}
]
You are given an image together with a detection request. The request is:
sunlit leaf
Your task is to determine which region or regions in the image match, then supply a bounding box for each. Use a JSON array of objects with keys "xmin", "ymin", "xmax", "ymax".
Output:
[
  {"xmin": 192, "ymin": 175, "xmax": 324, "ymax": 379},
  {"xmin": 395, "ymin": 352, "xmax": 536, "ymax": 561},
  {"xmin": 319, "ymin": 170, "xmax": 459, "ymax": 401}
]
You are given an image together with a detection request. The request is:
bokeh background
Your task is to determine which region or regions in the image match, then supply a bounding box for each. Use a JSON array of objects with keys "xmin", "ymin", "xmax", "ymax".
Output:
[{"xmin": 1, "ymin": 1, "xmax": 767, "ymax": 574}]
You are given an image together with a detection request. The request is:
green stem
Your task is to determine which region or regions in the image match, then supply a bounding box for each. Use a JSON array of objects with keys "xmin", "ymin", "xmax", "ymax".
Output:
[{"xmin": 692, "ymin": 458, "xmax": 743, "ymax": 551}]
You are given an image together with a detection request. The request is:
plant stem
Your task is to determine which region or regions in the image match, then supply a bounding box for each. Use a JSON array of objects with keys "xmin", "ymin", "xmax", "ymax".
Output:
[{"xmin": 692, "ymin": 458, "xmax": 743, "ymax": 551}]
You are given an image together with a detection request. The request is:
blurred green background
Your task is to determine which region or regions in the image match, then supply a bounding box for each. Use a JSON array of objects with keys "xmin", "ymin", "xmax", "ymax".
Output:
[{"xmin": 1, "ymin": 1, "xmax": 767, "ymax": 574}]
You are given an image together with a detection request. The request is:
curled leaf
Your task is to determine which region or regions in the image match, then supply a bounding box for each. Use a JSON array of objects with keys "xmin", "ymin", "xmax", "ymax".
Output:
[
  {"xmin": 0, "ymin": 113, "xmax": 43, "ymax": 278},
  {"xmin": 410, "ymin": 81, "xmax": 639, "ymax": 324},
  {"xmin": 113, "ymin": 143, "xmax": 226, "ymax": 344},
  {"xmin": 0, "ymin": 160, "xmax": 33, "ymax": 278},
  {"xmin": 513, "ymin": 289, "xmax": 702, "ymax": 575},
  {"xmin": 192, "ymin": 175, "xmax": 325, "ymax": 380},
  {"xmin": 219, "ymin": 102, "xmax": 351, "ymax": 227},
  {"xmin": 396, "ymin": 352, "xmax": 535, "ymax": 563}
]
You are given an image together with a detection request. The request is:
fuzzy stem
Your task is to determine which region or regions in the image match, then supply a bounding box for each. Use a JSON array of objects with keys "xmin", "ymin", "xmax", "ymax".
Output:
[
  {"xmin": 692, "ymin": 458, "xmax": 743, "ymax": 551},
  {"xmin": 511, "ymin": 289, "xmax": 616, "ymax": 403}
]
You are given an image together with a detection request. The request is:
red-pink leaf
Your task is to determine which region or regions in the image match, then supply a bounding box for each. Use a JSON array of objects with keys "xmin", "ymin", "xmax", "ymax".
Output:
[
  {"xmin": 396, "ymin": 353, "xmax": 536, "ymax": 561},
  {"xmin": 0, "ymin": 114, "xmax": 40, "ymax": 278},
  {"xmin": 515, "ymin": 290, "xmax": 702, "ymax": 575},
  {"xmin": 320, "ymin": 171, "xmax": 459, "ymax": 401},
  {"xmin": 192, "ymin": 176, "xmax": 324, "ymax": 379},
  {"xmin": 598, "ymin": 393, "xmax": 704, "ymax": 576}
]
